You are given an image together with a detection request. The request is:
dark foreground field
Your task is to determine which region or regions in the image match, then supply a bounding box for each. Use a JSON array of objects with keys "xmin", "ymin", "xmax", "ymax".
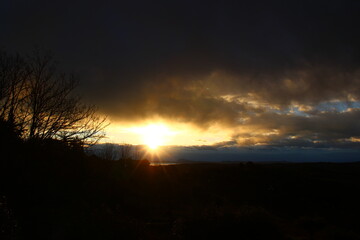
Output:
[{"xmin": 1, "ymin": 145, "xmax": 360, "ymax": 239}]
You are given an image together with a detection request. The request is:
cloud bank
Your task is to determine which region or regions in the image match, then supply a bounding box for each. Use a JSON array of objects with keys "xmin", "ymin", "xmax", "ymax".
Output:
[{"xmin": 1, "ymin": 0, "xmax": 360, "ymax": 148}]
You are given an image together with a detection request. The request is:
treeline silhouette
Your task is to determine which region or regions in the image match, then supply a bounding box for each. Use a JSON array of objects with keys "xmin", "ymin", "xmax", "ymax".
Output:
[
  {"xmin": 0, "ymin": 121, "xmax": 144, "ymax": 239},
  {"xmin": 2, "ymin": 50, "xmax": 360, "ymax": 239}
]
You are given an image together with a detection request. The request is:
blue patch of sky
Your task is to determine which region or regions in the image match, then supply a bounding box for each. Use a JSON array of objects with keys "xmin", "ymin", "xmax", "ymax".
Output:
[
  {"xmin": 266, "ymin": 106, "xmax": 310, "ymax": 116},
  {"xmin": 316, "ymin": 101, "xmax": 360, "ymax": 112},
  {"xmin": 266, "ymin": 101, "xmax": 360, "ymax": 116}
]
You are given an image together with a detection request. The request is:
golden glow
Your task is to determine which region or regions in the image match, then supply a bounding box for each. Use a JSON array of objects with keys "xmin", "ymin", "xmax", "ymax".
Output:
[
  {"xmin": 349, "ymin": 137, "xmax": 360, "ymax": 142},
  {"xmin": 103, "ymin": 121, "xmax": 233, "ymax": 146},
  {"xmin": 133, "ymin": 124, "xmax": 174, "ymax": 150}
]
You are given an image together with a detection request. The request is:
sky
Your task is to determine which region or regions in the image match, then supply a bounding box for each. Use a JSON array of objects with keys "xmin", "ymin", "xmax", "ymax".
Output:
[{"xmin": 1, "ymin": 0, "xmax": 360, "ymax": 160}]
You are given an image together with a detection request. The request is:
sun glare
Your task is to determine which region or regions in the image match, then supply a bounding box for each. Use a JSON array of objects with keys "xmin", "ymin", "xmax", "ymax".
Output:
[{"xmin": 133, "ymin": 124, "xmax": 174, "ymax": 150}]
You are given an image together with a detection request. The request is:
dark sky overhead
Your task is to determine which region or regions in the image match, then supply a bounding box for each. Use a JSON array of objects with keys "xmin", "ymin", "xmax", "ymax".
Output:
[{"xmin": 1, "ymin": 0, "xmax": 360, "ymax": 150}]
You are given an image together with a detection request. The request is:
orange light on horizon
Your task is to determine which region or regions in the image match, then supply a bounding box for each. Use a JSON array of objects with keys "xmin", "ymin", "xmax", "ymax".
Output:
[
  {"xmin": 131, "ymin": 123, "xmax": 176, "ymax": 150},
  {"xmin": 103, "ymin": 121, "xmax": 233, "ymax": 147}
]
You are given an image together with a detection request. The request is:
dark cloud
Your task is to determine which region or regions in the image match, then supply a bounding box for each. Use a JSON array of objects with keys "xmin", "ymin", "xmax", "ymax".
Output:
[
  {"xmin": 231, "ymin": 108, "xmax": 360, "ymax": 148},
  {"xmin": 1, "ymin": 0, "xmax": 360, "ymax": 148},
  {"xmin": 192, "ymin": 145, "xmax": 218, "ymax": 151}
]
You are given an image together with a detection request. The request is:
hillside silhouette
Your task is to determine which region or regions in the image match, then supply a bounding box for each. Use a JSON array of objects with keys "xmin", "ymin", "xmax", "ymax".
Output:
[{"xmin": 1, "ymin": 125, "xmax": 360, "ymax": 239}]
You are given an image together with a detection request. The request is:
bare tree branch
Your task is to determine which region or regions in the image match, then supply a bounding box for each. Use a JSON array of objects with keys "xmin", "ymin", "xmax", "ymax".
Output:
[{"xmin": 0, "ymin": 49, "xmax": 108, "ymax": 148}]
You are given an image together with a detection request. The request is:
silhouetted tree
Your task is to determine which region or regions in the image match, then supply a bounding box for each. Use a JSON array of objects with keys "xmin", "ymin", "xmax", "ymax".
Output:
[
  {"xmin": 133, "ymin": 145, "xmax": 143, "ymax": 160},
  {"xmin": 0, "ymin": 51, "xmax": 28, "ymax": 135},
  {"xmin": 120, "ymin": 143, "xmax": 132, "ymax": 167},
  {"xmin": 0, "ymin": 49, "xmax": 107, "ymax": 147},
  {"xmin": 102, "ymin": 143, "xmax": 118, "ymax": 160}
]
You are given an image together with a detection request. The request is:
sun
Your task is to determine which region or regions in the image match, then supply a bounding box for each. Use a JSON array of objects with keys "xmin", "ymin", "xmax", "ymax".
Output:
[{"xmin": 136, "ymin": 124, "xmax": 173, "ymax": 150}]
